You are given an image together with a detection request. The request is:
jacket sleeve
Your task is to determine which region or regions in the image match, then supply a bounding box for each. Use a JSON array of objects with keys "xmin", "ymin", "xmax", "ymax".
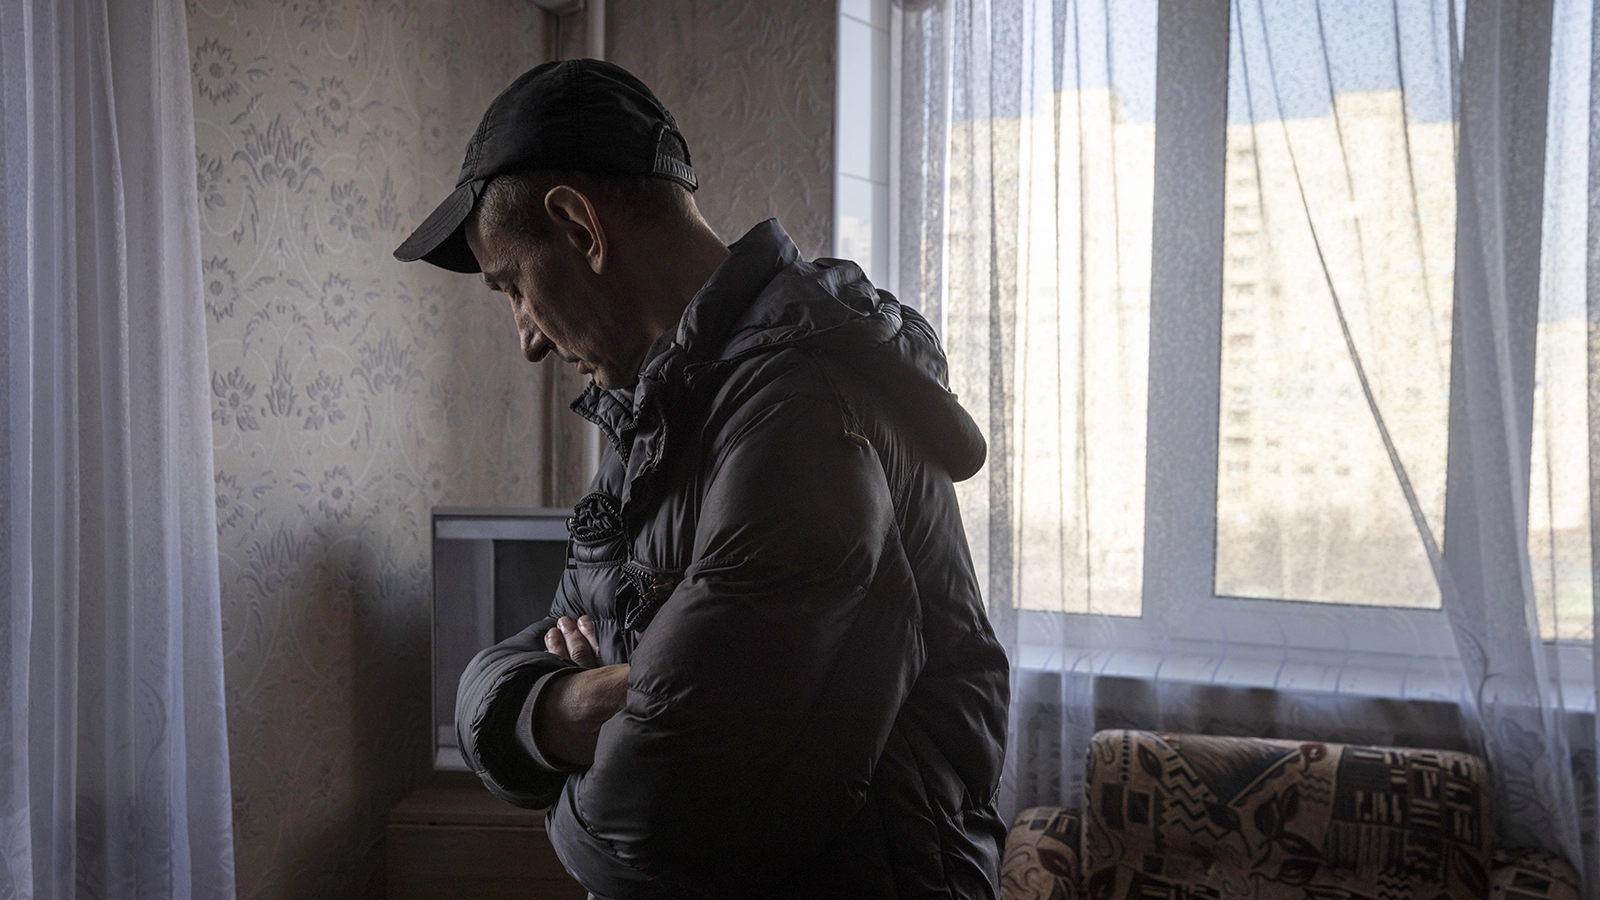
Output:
[
  {"xmin": 546, "ymin": 391, "xmax": 926, "ymax": 899},
  {"xmin": 455, "ymin": 565, "xmax": 584, "ymax": 809}
]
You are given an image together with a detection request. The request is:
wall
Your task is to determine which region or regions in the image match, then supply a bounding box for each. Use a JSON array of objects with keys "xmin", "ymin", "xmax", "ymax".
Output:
[
  {"xmin": 186, "ymin": 2, "xmax": 585, "ymax": 897},
  {"xmin": 187, "ymin": 0, "xmax": 835, "ymax": 896},
  {"xmin": 606, "ymin": 0, "xmax": 836, "ymax": 259}
]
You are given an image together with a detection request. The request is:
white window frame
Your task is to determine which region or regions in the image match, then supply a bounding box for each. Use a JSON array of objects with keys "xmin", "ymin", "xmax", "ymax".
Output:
[
  {"xmin": 850, "ymin": 0, "xmax": 1569, "ymax": 693},
  {"xmin": 1132, "ymin": 0, "xmax": 1455, "ymax": 679},
  {"xmin": 1146, "ymin": 0, "xmax": 1562, "ymax": 662},
  {"xmin": 835, "ymin": 0, "xmax": 892, "ymax": 287}
]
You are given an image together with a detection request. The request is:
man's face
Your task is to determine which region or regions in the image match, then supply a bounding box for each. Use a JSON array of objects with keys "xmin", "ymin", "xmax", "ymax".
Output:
[{"xmin": 465, "ymin": 212, "xmax": 638, "ymax": 390}]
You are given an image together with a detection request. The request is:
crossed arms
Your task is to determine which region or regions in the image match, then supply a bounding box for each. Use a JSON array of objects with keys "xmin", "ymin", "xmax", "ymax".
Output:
[{"xmin": 461, "ymin": 388, "xmax": 926, "ymax": 898}]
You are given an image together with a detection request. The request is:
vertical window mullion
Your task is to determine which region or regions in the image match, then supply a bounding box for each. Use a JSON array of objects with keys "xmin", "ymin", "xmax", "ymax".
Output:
[
  {"xmin": 1441, "ymin": 0, "xmax": 1555, "ymax": 648},
  {"xmin": 1141, "ymin": 0, "xmax": 1232, "ymax": 620}
]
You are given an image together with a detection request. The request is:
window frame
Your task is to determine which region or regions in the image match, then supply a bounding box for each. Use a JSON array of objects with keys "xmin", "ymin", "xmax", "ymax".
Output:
[
  {"xmin": 1140, "ymin": 0, "xmax": 1455, "ymax": 661},
  {"xmin": 1146, "ymin": 0, "xmax": 1566, "ymax": 662},
  {"xmin": 863, "ymin": 0, "xmax": 1571, "ymax": 680},
  {"xmin": 835, "ymin": 0, "xmax": 892, "ymax": 286}
]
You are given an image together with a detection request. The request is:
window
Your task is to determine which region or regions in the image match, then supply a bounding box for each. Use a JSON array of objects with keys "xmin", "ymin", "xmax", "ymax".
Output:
[
  {"xmin": 870, "ymin": 0, "xmax": 1592, "ymax": 677},
  {"xmin": 934, "ymin": 0, "xmax": 1160, "ymax": 621},
  {"xmin": 1530, "ymin": 0, "xmax": 1594, "ymax": 643},
  {"xmin": 836, "ymin": 0, "xmax": 891, "ymax": 285},
  {"xmin": 1213, "ymin": 0, "xmax": 1455, "ymax": 610}
]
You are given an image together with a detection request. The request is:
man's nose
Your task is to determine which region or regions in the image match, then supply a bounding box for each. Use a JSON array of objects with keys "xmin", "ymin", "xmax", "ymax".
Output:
[{"xmin": 522, "ymin": 328, "xmax": 553, "ymax": 363}]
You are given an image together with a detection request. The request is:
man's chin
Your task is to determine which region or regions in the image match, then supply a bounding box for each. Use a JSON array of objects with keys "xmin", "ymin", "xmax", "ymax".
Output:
[{"xmin": 591, "ymin": 370, "xmax": 638, "ymax": 391}]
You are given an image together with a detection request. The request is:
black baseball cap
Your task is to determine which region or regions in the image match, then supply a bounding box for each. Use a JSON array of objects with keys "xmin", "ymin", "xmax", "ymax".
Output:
[{"xmin": 394, "ymin": 59, "xmax": 697, "ymax": 273}]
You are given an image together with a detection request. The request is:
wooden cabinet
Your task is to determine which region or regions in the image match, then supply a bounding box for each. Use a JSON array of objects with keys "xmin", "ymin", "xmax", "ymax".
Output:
[{"xmin": 386, "ymin": 773, "xmax": 588, "ymax": 900}]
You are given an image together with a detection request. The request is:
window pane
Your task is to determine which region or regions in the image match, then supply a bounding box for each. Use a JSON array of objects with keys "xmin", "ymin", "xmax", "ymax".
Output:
[
  {"xmin": 942, "ymin": 0, "xmax": 1157, "ymax": 616},
  {"xmin": 1214, "ymin": 0, "xmax": 1455, "ymax": 608},
  {"xmin": 1531, "ymin": 0, "xmax": 1593, "ymax": 642}
]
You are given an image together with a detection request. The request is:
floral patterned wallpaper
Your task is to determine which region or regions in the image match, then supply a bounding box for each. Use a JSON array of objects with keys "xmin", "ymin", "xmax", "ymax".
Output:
[
  {"xmin": 187, "ymin": 0, "xmax": 834, "ymax": 897},
  {"xmin": 608, "ymin": 0, "xmax": 836, "ymax": 258},
  {"xmin": 188, "ymin": 1, "xmax": 563, "ymax": 896}
]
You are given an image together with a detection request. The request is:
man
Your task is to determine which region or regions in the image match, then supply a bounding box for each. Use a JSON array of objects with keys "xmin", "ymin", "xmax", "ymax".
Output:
[{"xmin": 395, "ymin": 59, "xmax": 1009, "ymax": 899}]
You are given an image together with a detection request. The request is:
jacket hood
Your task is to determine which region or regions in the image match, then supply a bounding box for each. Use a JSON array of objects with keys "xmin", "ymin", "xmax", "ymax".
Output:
[{"xmin": 673, "ymin": 219, "xmax": 987, "ymax": 482}]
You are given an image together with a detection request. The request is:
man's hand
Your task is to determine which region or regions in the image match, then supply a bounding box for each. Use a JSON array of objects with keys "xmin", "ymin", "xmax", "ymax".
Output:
[
  {"xmin": 545, "ymin": 615, "xmax": 603, "ymax": 667},
  {"xmin": 538, "ymin": 615, "xmax": 628, "ymax": 768}
]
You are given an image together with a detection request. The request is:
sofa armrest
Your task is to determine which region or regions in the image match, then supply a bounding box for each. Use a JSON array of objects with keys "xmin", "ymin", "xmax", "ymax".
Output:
[{"xmin": 1002, "ymin": 807, "xmax": 1081, "ymax": 900}]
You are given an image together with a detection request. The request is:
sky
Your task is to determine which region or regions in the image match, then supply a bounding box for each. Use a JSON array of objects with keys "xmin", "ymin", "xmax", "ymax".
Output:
[
  {"xmin": 1539, "ymin": 0, "xmax": 1594, "ymax": 322},
  {"xmin": 1226, "ymin": 0, "xmax": 1460, "ymax": 125},
  {"xmin": 967, "ymin": 0, "xmax": 1590, "ymax": 129},
  {"xmin": 971, "ymin": 0, "xmax": 1459, "ymax": 124},
  {"xmin": 954, "ymin": 0, "xmax": 1594, "ymax": 322}
]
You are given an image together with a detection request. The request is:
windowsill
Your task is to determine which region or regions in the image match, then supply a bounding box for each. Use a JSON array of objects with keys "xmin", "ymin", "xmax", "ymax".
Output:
[{"xmin": 1013, "ymin": 636, "xmax": 1598, "ymax": 714}]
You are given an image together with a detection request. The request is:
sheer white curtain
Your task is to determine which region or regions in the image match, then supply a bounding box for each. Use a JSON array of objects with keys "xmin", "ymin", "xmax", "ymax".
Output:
[
  {"xmin": 895, "ymin": 0, "xmax": 1595, "ymax": 882},
  {"xmin": 1446, "ymin": 0, "xmax": 1582, "ymax": 876},
  {"xmin": 1, "ymin": 0, "xmax": 236, "ymax": 897}
]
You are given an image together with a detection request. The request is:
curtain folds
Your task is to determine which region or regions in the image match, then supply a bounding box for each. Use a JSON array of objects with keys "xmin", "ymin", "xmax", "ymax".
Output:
[
  {"xmin": 1445, "ymin": 0, "xmax": 1581, "ymax": 870},
  {"xmin": 1, "ymin": 0, "xmax": 237, "ymax": 897},
  {"xmin": 896, "ymin": 0, "xmax": 1596, "ymax": 885}
]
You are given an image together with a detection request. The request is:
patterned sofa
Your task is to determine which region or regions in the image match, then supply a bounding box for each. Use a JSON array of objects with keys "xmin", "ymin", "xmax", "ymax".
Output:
[{"xmin": 1001, "ymin": 730, "xmax": 1580, "ymax": 900}]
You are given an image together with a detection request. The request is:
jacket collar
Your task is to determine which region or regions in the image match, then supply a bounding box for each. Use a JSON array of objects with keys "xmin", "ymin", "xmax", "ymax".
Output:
[
  {"xmin": 571, "ymin": 218, "xmax": 799, "ymax": 453},
  {"xmin": 660, "ymin": 218, "xmax": 799, "ymax": 373}
]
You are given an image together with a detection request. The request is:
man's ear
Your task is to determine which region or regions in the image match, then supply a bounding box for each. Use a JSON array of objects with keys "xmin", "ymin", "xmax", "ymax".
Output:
[{"xmin": 543, "ymin": 185, "xmax": 606, "ymax": 275}]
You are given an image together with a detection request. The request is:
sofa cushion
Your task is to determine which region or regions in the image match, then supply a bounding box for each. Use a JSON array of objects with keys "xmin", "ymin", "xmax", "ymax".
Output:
[
  {"xmin": 1002, "ymin": 807, "xmax": 1081, "ymax": 900},
  {"xmin": 1082, "ymin": 730, "xmax": 1492, "ymax": 900}
]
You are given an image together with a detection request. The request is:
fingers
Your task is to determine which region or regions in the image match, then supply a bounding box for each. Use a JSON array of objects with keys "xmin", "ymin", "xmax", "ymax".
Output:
[
  {"xmin": 576, "ymin": 615, "xmax": 600, "ymax": 657},
  {"xmin": 544, "ymin": 625, "xmax": 568, "ymax": 659},
  {"xmin": 555, "ymin": 615, "xmax": 599, "ymax": 668},
  {"xmin": 545, "ymin": 616, "xmax": 601, "ymax": 667}
]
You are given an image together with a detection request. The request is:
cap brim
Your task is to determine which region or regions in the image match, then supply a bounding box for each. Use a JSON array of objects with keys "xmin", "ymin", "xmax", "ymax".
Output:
[{"xmin": 393, "ymin": 181, "xmax": 483, "ymax": 273}]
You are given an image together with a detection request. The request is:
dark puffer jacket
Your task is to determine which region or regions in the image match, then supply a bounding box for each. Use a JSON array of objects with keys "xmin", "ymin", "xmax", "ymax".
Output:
[{"xmin": 456, "ymin": 219, "xmax": 1009, "ymax": 899}]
